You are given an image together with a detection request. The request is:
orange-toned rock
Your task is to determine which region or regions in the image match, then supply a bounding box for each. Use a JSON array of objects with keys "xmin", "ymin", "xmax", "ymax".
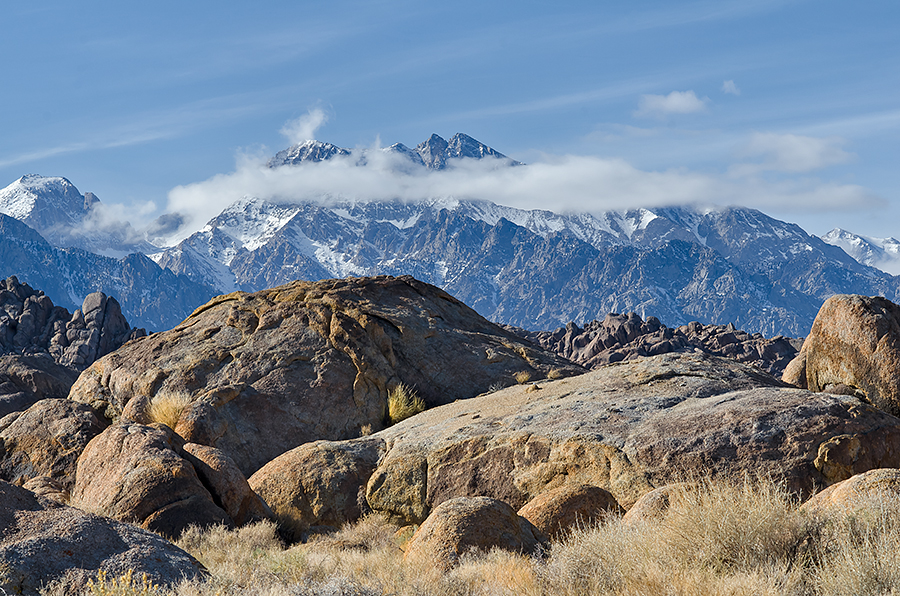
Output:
[
  {"xmin": 0, "ymin": 398, "xmax": 107, "ymax": 491},
  {"xmin": 404, "ymin": 496, "xmax": 547, "ymax": 571},
  {"xmin": 622, "ymin": 483, "xmax": 690, "ymax": 525},
  {"xmin": 517, "ymin": 484, "xmax": 622, "ymax": 540},
  {"xmin": 802, "ymin": 468, "xmax": 900, "ymax": 517},
  {"xmin": 248, "ymin": 438, "xmax": 384, "ymax": 542},
  {"xmin": 70, "ymin": 423, "xmax": 231, "ymax": 539},
  {"xmin": 181, "ymin": 442, "xmax": 271, "ymax": 526}
]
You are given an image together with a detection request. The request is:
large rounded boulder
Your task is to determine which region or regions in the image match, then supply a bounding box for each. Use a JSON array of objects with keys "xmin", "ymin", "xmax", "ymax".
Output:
[
  {"xmin": 69, "ymin": 423, "xmax": 234, "ymax": 539},
  {"xmin": 404, "ymin": 496, "xmax": 547, "ymax": 571},
  {"xmin": 787, "ymin": 294, "xmax": 900, "ymax": 415},
  {"xmin": 0, "ymin": 398, "xmax": 107, "ymax": 491},
  {"xmin": 68, "ymin": 276, "xmax": 581, "ymax": 475},
  {"xmin": 0, "ymin": 480, "xmax": 204, "ymax": 595}
]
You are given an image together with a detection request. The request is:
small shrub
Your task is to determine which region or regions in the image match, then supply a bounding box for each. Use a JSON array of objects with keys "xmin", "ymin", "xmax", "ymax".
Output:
[
  {"xmin": 359, "ymin": 423, "xmax": 373, "ymax": 437},
  {"xmin": 386, "ymin": 383, "xmax": 425, "ymax": 425},
  {"xmin": 86, "ymin": 570, "xmax": 162, "ymax": 596},
  {"xmin": 547, "ymin": 368, "xmax": 565, "ymax": 380},
  {"xmin": 514, "ymin": 370, "xmax": 533, "ymax": 385},
  {"xmin": 146, "ymin": 391, "xmax": 193, "ymax": 430}
]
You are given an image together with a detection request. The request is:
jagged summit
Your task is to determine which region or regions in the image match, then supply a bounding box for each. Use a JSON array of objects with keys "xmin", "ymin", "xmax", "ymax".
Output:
[
  {"xmin": 266, "ymin": 133, "xmax": 521, "ymax": 170},
  {"xmin": 266, "ymin": 140, "xmax": 352, "ymax": 168}
]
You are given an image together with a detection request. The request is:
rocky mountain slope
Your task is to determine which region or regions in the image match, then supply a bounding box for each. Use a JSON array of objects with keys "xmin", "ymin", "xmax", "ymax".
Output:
[
  {"xmin": 156, "ymin": 191, "xmax": 899, "ymax": 336},
  {"xmin": 0, "ymin": 213, "xmax": 214, "ymax": 331}
]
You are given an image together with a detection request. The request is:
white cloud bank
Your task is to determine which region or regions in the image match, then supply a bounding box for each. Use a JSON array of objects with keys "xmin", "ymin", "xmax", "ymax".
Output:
[
  {"xmin": 634, "ymin": 90, "xmax": 708, "ymax": 118},
  {"xmin": 161, "ymin": 135, "xmax": 879, "ymax": 245},
  {"xmin": 731, "ymin": 132, "xmax": 854, "ymax": 175}
]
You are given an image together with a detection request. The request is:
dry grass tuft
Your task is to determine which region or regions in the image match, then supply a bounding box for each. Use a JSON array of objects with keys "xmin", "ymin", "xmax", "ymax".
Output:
[
  {"xmin": 546, "ymin": 368, "xmax": 565, "ymax": 380},
  {"xmin": 386, "ymin": 383, "xmax": 425, "ymax": 425},
  {"xmin": 514, "ymin": 370, "xmax": 533, "ymax": 385},
  {"xmin": 146, "ymin": 391, "xmax": 194, "ymax": 430}
]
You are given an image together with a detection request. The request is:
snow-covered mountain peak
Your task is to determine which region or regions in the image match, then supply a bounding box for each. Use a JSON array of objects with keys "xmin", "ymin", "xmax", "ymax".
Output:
[
  {"xmin": 0, "ymin": 174, "xmax": 88, "ymax": 225},
  {"xmin": 267, "ymin": 140, "xmax": 352, "ymax": 168},
  {"xmin": 822, "ymin": 228, "xmax": 900, "ymax": 275},
  {"xmin": 266, "ymin": 133, "xmax": 521, "ymax": 172}
]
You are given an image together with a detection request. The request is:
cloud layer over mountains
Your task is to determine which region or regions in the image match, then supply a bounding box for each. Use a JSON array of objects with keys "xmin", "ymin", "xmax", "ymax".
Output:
[{"xmin": 161, "ymin": 123, "xmax": 878, "ymax": 245}]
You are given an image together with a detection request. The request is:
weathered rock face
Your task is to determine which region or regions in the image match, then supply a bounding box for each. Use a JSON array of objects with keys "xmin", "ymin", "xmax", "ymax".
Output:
[
  {"xmin": 0, "ymin": 276, "xmax": 144, "ymax": 368},
  {"xmin": 403, "ymin": 496, "xmax": 547, "ymax": 571},
  {"xmin": 786, "ymin": 295, "xmax": 900, "ymax": 416},
  {"xmin": 514, "ymin": 312, "xmax": 803, "ymax": 378},
  {"xmin": 517, "ymin": 484, "xmax": 622, "ymax": 540},
  {"xmin": 250, "ymin": 352, "xmax": 900, "ymax": 532},
  {"xmin": 0, "ymin": 398, "xmax": 108, "ymax": 492},
  {"xmin": 68, "ymin": 276, "xmax": 583, "ymax": 475},
  {"xmin": 0, "ymin": 354, "xmax": 79, "ymax": 417},
  {"xmin": 0, "ymin": 480, "xmax": 204, "ymax": 595},
  {"xmin": 181, "ymin": 442, "xmax": 271, "ymax": 527},
  {"xmin": 69, "ymin": 423, "xmax": 233, "ymax": 539}
]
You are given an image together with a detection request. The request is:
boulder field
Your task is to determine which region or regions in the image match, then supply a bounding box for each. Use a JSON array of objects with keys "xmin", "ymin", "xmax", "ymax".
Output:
[
  {"xmin": 68, "ymin": 275, "xmax": 582, "ymax": 475},
  {"xmin": 250, "ymin": 351, "xmax": 900, "ymax": 539}
]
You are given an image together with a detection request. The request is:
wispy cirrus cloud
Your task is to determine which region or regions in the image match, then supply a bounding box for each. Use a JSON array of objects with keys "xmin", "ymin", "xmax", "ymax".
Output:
[{"xmin": 634, "ymin": 90, "xmax": 709, "ymax": 118}]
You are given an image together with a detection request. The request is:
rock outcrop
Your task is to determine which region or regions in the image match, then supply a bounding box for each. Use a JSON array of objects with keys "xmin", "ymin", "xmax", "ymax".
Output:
[
  {"xmin": 784, "ymin": 294, "xmax": 900, "ymax": 415},
  {"xmin": 403, "ymin": 496, "xmax": 547, "ymax": 571},
  {"xmin": 69, "ymin": 423, "xmax": 235, "ymax": 539},
  {"xmin": 0, "ymin": 276, "xmax": 143, "ymax": 368},
  {"xmin": 68, "ymin": 276, "xmax": 582, "ymax": 475},
  {"xmin": 250, "ymin": 352, "xmax": 900, "ymax": 532},
  {"xmin": 0, "ymin": 354, "xmax": 79, "ymax": 417},
  {"xmin": 0, "ymin": 276, "xmax": 144, "ymax": 416},
  {"xmin": 0, "ymin": 480, "xmax": 204, "ymax": 595},
  {"xmin": 513, "ymin": 312, "xmax": 802, "ymax": 378},
  {"xmin": 0, "ymin": 398, "xmax": 108, "ymax": 492}
]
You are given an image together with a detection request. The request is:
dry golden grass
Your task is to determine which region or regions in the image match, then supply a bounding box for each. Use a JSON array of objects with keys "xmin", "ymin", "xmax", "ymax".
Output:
[
  {"xmin": 546, "ymin": 368, "xmax": 565, "ymax": 380},
  {"xmin": 514, "ymin": 370, "xmax": 533, "ymax": 384},
  {"xmin": 386, "ymin": 383, "xmax": 425, "ymax": 425},
  {"xmin": 146, "ymin": 391, "xmax": 194, "ymax": 430},
  {"xmin": 44, "ymin": 476, "xmax": 900, "ymax": 596}
]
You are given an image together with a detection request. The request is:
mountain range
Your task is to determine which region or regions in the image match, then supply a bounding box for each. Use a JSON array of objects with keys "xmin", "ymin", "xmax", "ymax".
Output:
[{"xmin": 1, "ymin": 132, "xmax": 898, "ymax": 336}]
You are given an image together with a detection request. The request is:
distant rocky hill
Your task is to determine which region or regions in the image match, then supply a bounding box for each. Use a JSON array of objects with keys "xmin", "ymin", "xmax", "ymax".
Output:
[{"xmin": 509, "ymin": 312, "xmax": 803, "ymax": 378}]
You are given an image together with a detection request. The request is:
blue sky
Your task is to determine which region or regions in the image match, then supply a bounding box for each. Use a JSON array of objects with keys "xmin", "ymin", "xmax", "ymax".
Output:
[{"xmin": 1, "ymin": 0, "xmax": 898, "ymax": 240}]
